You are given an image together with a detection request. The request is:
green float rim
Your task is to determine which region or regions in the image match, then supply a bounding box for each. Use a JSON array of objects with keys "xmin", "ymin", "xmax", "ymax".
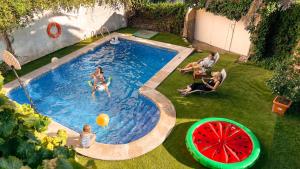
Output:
[{"xmin": 185, "ymin": 117, "xmax": 260, "ymax": 169}]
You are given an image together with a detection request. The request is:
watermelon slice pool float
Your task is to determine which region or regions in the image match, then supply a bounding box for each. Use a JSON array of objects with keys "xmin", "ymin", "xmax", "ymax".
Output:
[{"xmin": 186, "ymin": 118, "xmax": 260, "ymax": 169}]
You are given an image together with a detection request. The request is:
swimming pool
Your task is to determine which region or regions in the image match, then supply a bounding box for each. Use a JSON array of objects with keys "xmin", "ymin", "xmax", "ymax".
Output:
[{"xmin": 8, "ymin": 38, "xmax": 177, "ymax": 144}]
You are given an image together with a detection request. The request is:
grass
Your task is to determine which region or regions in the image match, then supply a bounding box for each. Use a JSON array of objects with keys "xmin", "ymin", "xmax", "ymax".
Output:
[
  {"xmin": 118, "ymin": 27, "xmax": 190, "ymax": 47},
  {"xmin": 5, "ymin": 27, "xmax": 300, "ymax": 168}
]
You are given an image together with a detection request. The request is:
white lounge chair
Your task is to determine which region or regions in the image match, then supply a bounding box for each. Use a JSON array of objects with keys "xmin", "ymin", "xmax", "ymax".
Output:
[
  {"xmin": 193, "ymin": 53, "xmax": 221, "ymax": 80},
  {"xmin": 214, "ymin": 52, "xmax": 220, "ymax": 64},
  {"xmin": 183, "ymin": 69, "xmax": 227, "ymax": 96}
]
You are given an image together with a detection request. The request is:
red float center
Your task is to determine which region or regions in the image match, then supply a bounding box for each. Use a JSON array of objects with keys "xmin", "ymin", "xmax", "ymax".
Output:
[{"xmin": 192, "ymin": 121, "xmax": 253, "ymax": 163}]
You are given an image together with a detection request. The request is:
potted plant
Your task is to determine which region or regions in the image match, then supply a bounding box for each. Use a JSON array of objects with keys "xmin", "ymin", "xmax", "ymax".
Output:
[
  {"xmin": 272, "ymin": 96, "xmax": 292, "ymax": 115},
  {"xmin": 267, "ymin": 61, "xmax": 300, "ymax": 115}
]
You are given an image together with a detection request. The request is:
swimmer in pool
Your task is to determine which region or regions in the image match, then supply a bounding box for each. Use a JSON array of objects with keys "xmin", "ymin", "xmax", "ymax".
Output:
[{"xmin": 91, "ymin": 67, "xmax": 111, "ymax": 97}]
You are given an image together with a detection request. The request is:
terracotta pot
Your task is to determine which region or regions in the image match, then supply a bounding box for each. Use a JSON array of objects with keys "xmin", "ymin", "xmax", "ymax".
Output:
[{"xmin": 272, "ymin": 96, "xmax": 292, "ymax": 115}]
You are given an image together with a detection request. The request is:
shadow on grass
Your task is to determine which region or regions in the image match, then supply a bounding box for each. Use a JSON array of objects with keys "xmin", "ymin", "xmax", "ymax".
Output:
[
  {"xmin": 163, "ymin": 121, "xmax": 206, "ymax": 169},
  {"xmin": 85, "ymin": 159, "xmax": 97, "ymax": 169},
  {"xmin": 265, "ymin": 112, "xmax": 300, "ymax": 169},
  {"xmin": 163, "ymin": 121, "xmax": 274, "ymax": 169}
]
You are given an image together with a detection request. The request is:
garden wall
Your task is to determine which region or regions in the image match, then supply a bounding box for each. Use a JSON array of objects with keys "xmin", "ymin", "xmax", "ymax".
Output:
[
  {"xmin": 0, "ymin": 5, "xmax": 126, "ymax": 65},
  {"xmin": 194, "ymin": 9, "xmax": 251, "ymax": 56}
]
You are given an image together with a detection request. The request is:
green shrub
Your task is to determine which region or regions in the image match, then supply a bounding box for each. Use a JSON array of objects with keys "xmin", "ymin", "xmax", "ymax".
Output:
[
  {"xmin": 129, "ymin": 2, "xmax": 187, "ymax": 34},
  {"xmin": 188, "ymin": 0, "xmax": 253, "ymax": 20},
  {"xmin": 250, "ymin": 3, "xmax": 300, "ymax": 69},
  {"xmin": 0, "ymin": 63, "xmax": 10, "ymax": 76},
  {"xmin": 267, "ymin": 61, "xmax": 300, "ymax": 102}
]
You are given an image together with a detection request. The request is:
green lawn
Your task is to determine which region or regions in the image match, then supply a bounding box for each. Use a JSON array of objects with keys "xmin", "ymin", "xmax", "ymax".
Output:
[{"xmin": 5, "ymin": 28, "xmax": 300, "ymax": 169}]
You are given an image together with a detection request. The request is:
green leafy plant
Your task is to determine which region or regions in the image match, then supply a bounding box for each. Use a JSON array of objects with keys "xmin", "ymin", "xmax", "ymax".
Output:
[
  {"xmin": 128, "ymin": 2, "xmax": 187, "ymax": 34},
  {"xmin": 0, "ymin": 156, "xmax": 27, "ymax": 169},
  {"xmin": 187, "ymin": 0, "xmax": 253, "ymax": 21},
  {"xmin": 250, "ymin": 3, "xmax": 300, "ymax": 69},
  {"xmin": 267, "ymin": 61, "xmax": 300, "ymax": 102}
]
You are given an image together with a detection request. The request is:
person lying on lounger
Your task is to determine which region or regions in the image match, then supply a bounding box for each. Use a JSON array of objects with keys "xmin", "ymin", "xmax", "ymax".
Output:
[
  {"xmin": 177, "ymin": 72, "xmax": 222, "ymax": 96},
  {"xmin": 177, "ymin": 52, "xmax": 215, "ymax": 75}
]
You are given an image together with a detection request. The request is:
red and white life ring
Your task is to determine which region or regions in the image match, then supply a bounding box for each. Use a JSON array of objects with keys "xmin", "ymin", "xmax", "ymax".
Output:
[{"xmin": 47, "ymin": 22, "xmax": 62, "ymax": 39}]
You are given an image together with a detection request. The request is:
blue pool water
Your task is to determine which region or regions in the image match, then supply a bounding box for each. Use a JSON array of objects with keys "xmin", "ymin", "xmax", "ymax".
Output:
[{"xmin": 8, "ymin": 39, "xmax": 177, "ymax": 144}]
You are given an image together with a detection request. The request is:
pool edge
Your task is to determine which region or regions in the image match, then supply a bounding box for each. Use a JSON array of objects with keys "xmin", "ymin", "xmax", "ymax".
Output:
[{"xmin": 4, "ymin": 32, "xmax": 194, "ymax": 160}]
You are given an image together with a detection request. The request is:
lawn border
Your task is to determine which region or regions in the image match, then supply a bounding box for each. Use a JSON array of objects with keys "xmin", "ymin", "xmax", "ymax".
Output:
[{"xmin": 4, "ymin": 33, "xmax": 194, "ymax": 160}]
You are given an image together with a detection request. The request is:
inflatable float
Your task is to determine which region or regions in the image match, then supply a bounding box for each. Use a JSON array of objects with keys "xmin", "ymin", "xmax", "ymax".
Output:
[
  {"xmin": 110, "ymin": 37, "xmax": 120, "ymax": 45},
  {"xmin": 186, "ymin": 117, "xmax": 260, "ymax": 169},
  {"xmin": 88, "ymin": 76, "xmax": 112, "ymax": 91}
]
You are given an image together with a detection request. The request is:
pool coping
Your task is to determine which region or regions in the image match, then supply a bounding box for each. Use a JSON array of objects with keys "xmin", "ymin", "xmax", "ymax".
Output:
[{"xmin": 4, "ymin": 33, "xmax": 194, "ymax": 160}]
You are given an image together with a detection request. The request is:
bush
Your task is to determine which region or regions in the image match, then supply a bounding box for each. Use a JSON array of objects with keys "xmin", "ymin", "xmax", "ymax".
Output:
[
  {"xmin": 250, "ymin": 4, "xmax": 300, "ymax": 69},
  {"xmin": 0, "ymin": 73, "xmax": 77, "ymax": 168},
  {"xmin": 188, "ymin": 0, "xmax": 253, "ymax": 20},
  {"xmin": 128, "ymin": 2, "xmax": 187, "ymax": 35},
  {"xmin": 267, "ymin": 61, "xmax": 300, "ymax": 102}
]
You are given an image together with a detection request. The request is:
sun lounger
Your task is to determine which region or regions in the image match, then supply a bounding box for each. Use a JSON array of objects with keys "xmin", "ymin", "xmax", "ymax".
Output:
[{"xmin": 185, "ymin": 69, "xmax": 226, "ymax": 96}]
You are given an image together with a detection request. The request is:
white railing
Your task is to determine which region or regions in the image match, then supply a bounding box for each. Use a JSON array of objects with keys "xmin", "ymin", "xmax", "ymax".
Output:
[{"xmin": 98, "ymin": 26, "xmax": 110, "ymax": 38}]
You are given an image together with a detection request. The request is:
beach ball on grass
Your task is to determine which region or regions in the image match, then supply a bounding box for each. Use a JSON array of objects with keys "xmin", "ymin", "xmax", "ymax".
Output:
[{"xmin": 96, "ymin": 113, "xmax": 110, "ymax": 127}]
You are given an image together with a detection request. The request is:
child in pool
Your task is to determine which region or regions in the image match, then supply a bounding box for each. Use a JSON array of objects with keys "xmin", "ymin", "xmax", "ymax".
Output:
[
  {"xmin": 80, "ymin": 124, "xmax": 96, "ymax": 148},
  {"xmin": 91, "ymin": 67, "xmax": 111, "ymax": 97}
]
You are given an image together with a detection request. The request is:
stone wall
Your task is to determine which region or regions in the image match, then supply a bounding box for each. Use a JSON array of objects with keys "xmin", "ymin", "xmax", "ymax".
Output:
[{"xmin": 0, "ymin": 5, "xmax": 127, "ymax": 65}]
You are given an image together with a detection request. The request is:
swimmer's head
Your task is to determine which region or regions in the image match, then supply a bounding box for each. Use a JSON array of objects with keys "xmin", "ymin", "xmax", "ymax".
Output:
[
  {"xmin": 83, "ymin": 124, "xmax": 91, "ymax": 133},
  {"xmin": 209, "ymin": 52, "xmax": 215, "ymax": 60},
  {"xmin": 96, "ymin": 67, "xmax": 103, "ymax": 73}
]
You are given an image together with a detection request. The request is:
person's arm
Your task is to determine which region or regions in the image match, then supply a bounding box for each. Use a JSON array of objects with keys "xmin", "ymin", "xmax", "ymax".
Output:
[
  {"xmin": 93, "ymin": 77, "xmax": 98, "ymax": 88},
  {"xmin": 202, "ymin": 79, "xmax": 220, "ymax": 90},
  {"xmin": 197, "ymin": 58, "xmax": 203, "ymax": 63}
]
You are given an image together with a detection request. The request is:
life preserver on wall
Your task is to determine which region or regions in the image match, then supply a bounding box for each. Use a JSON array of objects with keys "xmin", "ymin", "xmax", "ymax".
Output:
[{"xmin": 47, "ymin": 22, "xmax": 62, "ymax": 39}]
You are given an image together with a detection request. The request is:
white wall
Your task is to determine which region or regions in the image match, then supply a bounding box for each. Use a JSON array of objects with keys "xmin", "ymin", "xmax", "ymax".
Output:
[
  {"xmin": 0, "ymin": 5, "xmax": 127, "ymax": 65},
  {"xmin": 194, "ymin": 10, "xmax": 251, "ymax": 56}
]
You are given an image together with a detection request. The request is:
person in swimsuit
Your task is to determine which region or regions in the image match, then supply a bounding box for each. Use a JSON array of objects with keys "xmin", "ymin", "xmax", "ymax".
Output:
[
  {"xmin": 80, "ymin": 124, "xmax": 96, "ymax": 148},
  {"xmin": 177, "ymin": 52, "xmax": 215, "ymax": 75},
  {"xmin": 177, "ymin": 71, "xmax": 222, "ymax": 96},
  {"xmin": 91, "ymin": 67, "xmax": 111, "ymax": 97}
]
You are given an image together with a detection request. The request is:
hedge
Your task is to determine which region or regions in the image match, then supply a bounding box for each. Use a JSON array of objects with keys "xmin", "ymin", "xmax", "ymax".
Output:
[{"xmin": 128, "ymin": 2, "xmax": 187, "ymax": 35}]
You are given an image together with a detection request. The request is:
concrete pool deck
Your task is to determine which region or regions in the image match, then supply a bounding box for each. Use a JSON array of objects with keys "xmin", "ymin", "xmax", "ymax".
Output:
[{"xmin": 4, "ymin": 33, "xmax": 194, "ymax": 160}]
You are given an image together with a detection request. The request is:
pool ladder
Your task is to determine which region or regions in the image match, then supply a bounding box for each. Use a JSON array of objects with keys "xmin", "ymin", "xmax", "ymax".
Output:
[
  {"xmin": 87, "ymin": 26, "xmax": 111, "ymax": 40},
  {"xmin": 98, "ymin": 26, "xmax": 111, "ymax": 38}
]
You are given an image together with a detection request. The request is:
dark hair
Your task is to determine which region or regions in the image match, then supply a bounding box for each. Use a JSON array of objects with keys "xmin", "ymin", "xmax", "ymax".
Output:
[
  {"xmin": 97, "ymin": 67, "xmax": 103, "ymax": 73},
  {"xmin": 210, "ymin": 52, "xmax": 215, "ymax": 56}
]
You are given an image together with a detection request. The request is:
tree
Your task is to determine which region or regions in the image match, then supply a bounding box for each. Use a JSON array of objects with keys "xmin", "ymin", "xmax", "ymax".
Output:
[{"xmin": 0, "ymin": 0, "xmax": 132, "ymax": 56}]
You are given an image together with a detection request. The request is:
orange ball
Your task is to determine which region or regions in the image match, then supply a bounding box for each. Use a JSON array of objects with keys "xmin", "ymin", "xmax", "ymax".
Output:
[{"xmin": 96, "ymin": 113, "xmax": 110, "ymax": 127}]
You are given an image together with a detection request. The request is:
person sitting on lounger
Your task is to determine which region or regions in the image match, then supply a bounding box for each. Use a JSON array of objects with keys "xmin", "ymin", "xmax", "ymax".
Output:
[
  {"xmin": 80, "ymin": 124, "xmax": 96, "ymax": 148},
  {"xmin": 177, "ymin": 52, "xmax": 215, "ymax": 75},
  {"xmin": 177, "ymin": 71, "xmax": 222, "ymax": 96}
]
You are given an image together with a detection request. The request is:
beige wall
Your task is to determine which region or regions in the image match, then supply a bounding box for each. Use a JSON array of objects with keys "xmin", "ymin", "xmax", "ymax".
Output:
[
  {"xmin": 194, "ymin": 9, "xmax": 251, "ymax": 56},
  {"xmin": 0, "ymin": 5, "xmax": 126, "ymax": 65}
]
